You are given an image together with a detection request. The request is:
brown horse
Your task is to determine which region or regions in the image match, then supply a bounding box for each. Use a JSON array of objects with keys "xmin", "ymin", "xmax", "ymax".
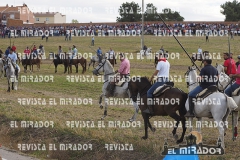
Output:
[
  {"xmin": 22, "ymin": 53, "xmax": 41, "ymax": 73},
  {"xmin": 65, "ymin": 56, "xmax": 87, "ymax": 74},
  {"xmin": 128, "ymin": 77, "xmax": 188, "ymax": 143},
  {"xmin": 192, "ymin": 51, "xmax": 209, "ymax": 67}
]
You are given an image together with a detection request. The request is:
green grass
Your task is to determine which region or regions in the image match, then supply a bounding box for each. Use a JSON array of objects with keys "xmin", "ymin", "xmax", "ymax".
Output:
[{"xmin": 0, "ymin": 35, "xmax": 240, "ymax": 160}]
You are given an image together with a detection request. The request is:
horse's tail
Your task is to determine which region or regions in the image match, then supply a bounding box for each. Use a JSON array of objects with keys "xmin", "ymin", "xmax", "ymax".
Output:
[
  {"xmin": 177, "ymin": 88, "xmax": 188, "ymax": 116},
  {"xmin": 84, "ymin": 59, "xmax": 87, "ymax": 72}
]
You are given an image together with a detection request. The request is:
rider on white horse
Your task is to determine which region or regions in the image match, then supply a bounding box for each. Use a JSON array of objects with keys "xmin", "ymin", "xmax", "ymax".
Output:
[
  {"xmin": 224, "ymin": 61, "xmax": 240, "ymax": 97},
  {"xmin": 109, "ymin": 48, "xmax": 116, "ymax": 64},
  {"xmin": 3, "ymin": 48, "xmax": 19, "ymax": 77},
  {"xmin": 97, "ymin": 47, "xmax": 102, "ymax": 63},
  {"xmin": 108, "ymin": 53, "xmax": 130, "ymax": 97},
  {"xmin": 144, "ymin": 52, "xmax": 170, "ymax": 114},
  {"xmin": 185, "ymin": 59, "xmax": 218, "ymax": 117},
  {"xmin": 69, "ymin": 45, "xmax": 77, "ymax": 65}
]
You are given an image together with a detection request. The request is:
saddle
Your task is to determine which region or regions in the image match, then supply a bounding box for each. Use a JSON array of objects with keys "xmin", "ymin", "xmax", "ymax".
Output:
[
  {"xmin": 153, "ymin": 82, "xmax": 174, "ymax": 97},
  {"xmin": 196, "ymin": 85, "xmax": 218, "ymax": 99},
  {"xmin": 111, "ymin": 73, "xmax": 129, "ymax": 87},
  {"xmin": 232, "ymin": 87, "xmax": 240, "ymax": 96}
]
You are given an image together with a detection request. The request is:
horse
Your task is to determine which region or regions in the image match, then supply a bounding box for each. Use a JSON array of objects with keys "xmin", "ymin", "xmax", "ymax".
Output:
[
  {"xmin": 0, "ymin": 58, "xmax": 4, "ymax": 78},
  {"xmin": 6, "ymin": 57, "xmax": 20, "ymax": 92},
  {"xmin": 140, "ymin": 47, "xmax": 152, "ymax": 61},
  {"xmin": 185, "ymin": 65, "xmax": 238, "ymax": 149},
  {"xmin": 17, "ymin": 52, "xmax": 22, "ymax": 65},
  {"xmin": 64, "ymin": 53, "xmax": 87, "ymax": 74},
  {"xmin": 0, "ymin": 49, "xmax": 3, "ymax": 58},
  {"xmin": 88, "ymin": 55, "xmax": 99, "ymax": 69},
  {"xmin": 128, "ymin": 77, "xmax": 188, "ymax": 143},
  {"xmin": 192, "ymin": 51, "xmax": 209, "ymax": 67},
  {"xmin": 53, "ymin": 52, "xmax": 69, "ymax": 73},
  {"xmin": 92, "ymin": 59, "xmax": 139, "ymax": 121},
  {"xmin": 22, "ymin": 53, "xmax": 41, "ymax": 73},
  {"xmin": 216, "ymin": 63, "xmax": 240, "ymax": 139},
  {"xmin": 37, "ymin": 47, "xmax": 46, "ymax": 59}
]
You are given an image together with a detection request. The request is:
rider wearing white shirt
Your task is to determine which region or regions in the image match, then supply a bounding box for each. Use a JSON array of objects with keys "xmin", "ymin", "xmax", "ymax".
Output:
[
  {"xmin": 69, "ymin": 45, "xmax": 77, "ymax": 64},
  {"xmin": 143, "ymin": 53, "xmax": 170, "ymax": 114}
]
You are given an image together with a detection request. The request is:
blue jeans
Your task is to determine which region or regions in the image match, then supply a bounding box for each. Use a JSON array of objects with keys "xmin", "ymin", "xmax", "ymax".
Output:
[
  {"xmin": 147, "ymin": 78, "xmax": 168, "ymax": 98},
  {"xmin": 98, "ymin": 55, "xmax": 102, "ymax": 63},
  {"xmin": 225, "ymin": 82, "xmax": 240, "ymax": 97},
  {"xmin": 189, "ymin": 86, "xmax": 204, "ymax": 98}
]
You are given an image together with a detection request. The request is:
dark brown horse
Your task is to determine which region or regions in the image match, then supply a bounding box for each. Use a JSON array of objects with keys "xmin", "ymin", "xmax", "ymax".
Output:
[
  {"xmin": 53, "ymin": 52, "xmax": 69, "ymax": 73},
  {"xmin": 128, "ymin": 77, "xmax": 188, "ymax": 143},
  {"xmin": 65, "ymin": 55, "xmax": 87, "ymax": 74},
  {"xmin": 192, "ymin": 51, "xmax": 209, "ymax": 67},
  {"xmin": 22, "ymin": 53, "xmax": 41, "ymax": 73}
]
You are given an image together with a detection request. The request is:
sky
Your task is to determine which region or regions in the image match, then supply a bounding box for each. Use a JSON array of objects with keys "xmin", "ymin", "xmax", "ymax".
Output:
[{"xmin": 1, "ymin": 0, "xmax": 228, "ymax": 23}]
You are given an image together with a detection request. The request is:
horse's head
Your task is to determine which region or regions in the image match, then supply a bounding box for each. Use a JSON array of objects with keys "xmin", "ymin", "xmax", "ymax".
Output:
[
  {"xmin": 185, "ymin": 66, "xmax": 198, "ymax": 90},
  {"xmin": 92, "ymin": 59, "xmax": 109, "ymax": 76},
  {"xmin": 128, "ymin": 76, "xmax": 151, "ymax": 101},
  {"xmin": 218, "ymin": 72, "xmax": 231, "ymax": 91},
  {"xmin": 215, "ymin": 63, "xmax": 224, "ymax": 74}
]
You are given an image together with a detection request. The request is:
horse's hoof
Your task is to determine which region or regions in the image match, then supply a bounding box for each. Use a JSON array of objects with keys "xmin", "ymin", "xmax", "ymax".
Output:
[
  {"xmin": 100, "ymin": 105, "xmax": 103, "ymax": 109},
  {"xmin": 142, "ymin": 136, "xmax": 148, "ymax": 140},
  {"xmin": 177, "ymin": 139, "xmax": 183, "ymax": 144},
  {"xmin": 129, "ymin": 118, "xmax": 134, "ymax": 122},
  {"xmin": 224, "ymin": 133, "xmax": 226, "ymax": 136},
  {"xmin": 151, "ymin": 127, "xmax": 156, "ymax": 133},
  {"xmin": 173, "ymin": 134, "xmax": 179, "ymax": 140},
  {"xmin": 7, "ymin": 90, "xmax": 10, "ymax": 92}
]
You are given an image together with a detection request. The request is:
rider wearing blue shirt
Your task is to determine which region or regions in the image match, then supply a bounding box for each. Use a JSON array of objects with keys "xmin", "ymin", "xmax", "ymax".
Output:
[
  {"xmin": 97, "ymin": 47, "xmax": 102, "ymax": 63},
  {"xmin": 4, "ymin": 48, "xmax": 19, "ymax": 77},
  {"xmin": 4, "ymin": 46, "xmax": 10, "ymax": 58}
]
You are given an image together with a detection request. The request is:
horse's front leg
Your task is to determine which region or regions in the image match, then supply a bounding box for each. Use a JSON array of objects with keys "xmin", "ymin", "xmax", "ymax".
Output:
[
  {"xmin": 7, "ymin": 79, "xmax": 10, "ymax": 92},
  {"xmin": 101, "ymin": 95, "xmax": 108, "ymax": 120},
  {"xmin": 11, "ymin": 81, "xmax": 14, "ymax": 90},
  {"xmin": 99, "ymin": 93, "xmax": 103, "ymax": 109},
  {"xmin": 233, "ymin": 111, "xmax": 239, "ymax": 139},
  {"xmin": 188, "ymin": 117, "xmax": 194, "ymax": 132},
  {"xmin": 75, "ymin": 64, "xmax": 78, "ymax": 73},
  {"xmin": 196, "ymin": 117, "xmax": 202, "ymax": 133}
]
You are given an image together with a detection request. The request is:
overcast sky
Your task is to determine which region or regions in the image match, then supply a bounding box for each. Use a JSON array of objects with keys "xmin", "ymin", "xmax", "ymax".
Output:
[{"xmin": 1, "ymin": 0, "xmax": 227, "ymax": 23}]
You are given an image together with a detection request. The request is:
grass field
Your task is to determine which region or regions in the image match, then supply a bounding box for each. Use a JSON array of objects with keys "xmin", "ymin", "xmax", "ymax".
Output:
[{"xmin": 0, "ymin": 35, "xmax": 240, "ymax": 160}]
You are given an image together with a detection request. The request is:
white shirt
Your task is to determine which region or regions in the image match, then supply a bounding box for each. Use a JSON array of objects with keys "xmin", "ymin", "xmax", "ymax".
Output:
[
  {"xmin": 156, "ymin": 60, "xmax": 170, "ymax": 78},
  {"xmin": 198, "ymin": 48, "xmax": 202, "ymax": 54}
]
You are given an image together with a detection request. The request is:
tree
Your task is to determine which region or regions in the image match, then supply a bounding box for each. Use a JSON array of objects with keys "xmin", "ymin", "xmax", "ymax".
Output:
[
  {"xmin": 116, "ymin": 1, "xmax": 142, "ymax": 22},
  {"xmin": 159, "ymin": 8, "xmax": 184, "ymax": 21},
  {"xmin": 72, "ymin": 19, "xmax": 79, "ymax": 23},
  {"xmin": 144, "ymin": 3, "xmax": 159, "ymax": 21},
  {"xmin": 220, "ymin": 0, "xmax": 240, "ymax": 21}
]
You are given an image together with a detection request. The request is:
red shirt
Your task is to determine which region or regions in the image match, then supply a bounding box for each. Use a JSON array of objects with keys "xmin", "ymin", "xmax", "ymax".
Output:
[
  {"xmin": 12, "ymin": 45, "xmax": 16, "ymax": 52},
  {"xmin": 24, "ymin": 49, "xmax": 30, "ymax": 55},
  {"xmin": 236, "ymin": 65, "xmax": 240, "ymax": 85},
  {"xmin": 224, "ymin": 58, "xmax": 236, "ymax": 75}
]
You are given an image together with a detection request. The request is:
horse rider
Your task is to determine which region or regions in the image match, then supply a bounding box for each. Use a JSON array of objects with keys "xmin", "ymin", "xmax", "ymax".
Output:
[
  {"xmin": 31, "ymin": 45, "xmax": 37, "ymax": 57},
  {"xmin": 109, "ymin": 48, "xmax": 117, "ymax": 64},
  {"xmin": 143, "ymin": 45, "xmax": 147, "ymax": 55},
  {"xmin": 185, "ymin": 58, "xmax": 219, "ymax": 117},
  {"xmin": 223, "ymin": 52, "xmax": 236, "ymax": 76},
  {"xmin": 197, "ymin": 46, "xmax": 202, "ymax": 60},
  {"xmin": 39, "ymin": 44, "xmax": 44, "ymax": 53},
  {"xmin": 24, "ymin": 46, "xmax": 31, "ymax": 55},
  {"xmin": 12, "ymin": 43, "xmax": 16, "ymax": 52},
  {"xmin": 69, "ymin": 45, "xmax": 77, "ymax": 65},
  {"xmin": 225, "ymin": 57, "xmax": 240, "ymax": 97},
  {"xmin": 144, "ymin": 52, "xmax": 170, "ymax": 114},
  {"xmin": 97, "ymin": 47, "xmax": 102, "ymax": 63},
  {"xmin": 3, "ymin": 48, "xmax": 19, "ymax": 77},
  {"xmin": 58, "ymin": 46, "xmax": 63, "ymax": 55},
  {"xmin": 108, "ymin": 53, "xmax": 130, "ymax": 96}
]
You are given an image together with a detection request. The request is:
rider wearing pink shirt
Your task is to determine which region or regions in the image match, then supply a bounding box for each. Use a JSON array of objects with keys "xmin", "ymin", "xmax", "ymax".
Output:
[{"xmin": 108, "ymin": 53, "xmax": 130, "ymax": 96}]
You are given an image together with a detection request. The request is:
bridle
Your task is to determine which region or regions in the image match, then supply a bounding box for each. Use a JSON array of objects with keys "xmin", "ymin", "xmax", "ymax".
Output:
[{"xmin": 94, "ymin": 59, "xmax": 115, "ymax": 81}]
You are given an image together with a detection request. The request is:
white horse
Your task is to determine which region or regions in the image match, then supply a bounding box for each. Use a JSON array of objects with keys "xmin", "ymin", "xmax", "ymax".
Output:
[
  {"xmin": 185, "ymin": 65, "xmax": 238, "ymax": 149},
  {"xmin": 88, "ymin": 53, "xmax": 107, "ymax": 69},
  {"xmin": 92, "ymin": 59, "xmax": 139, "ymax": 121},
  {"xmin": 0, "ymin": 58, "xmax": 4, "ymax": 78},
  {"xmin": 140, "ymin": 47, "xmax": 152, "ymax": 61},
  {"xmin": 37, "ymin": 47, "xmax": 46, "ymax": 59},
  {"xmin": 6, "ymin": 57, "xmax": 20, "ymax": 92},
  {"xmin": 216, "ymin": 63, "xmax": 240, "ymax": 139}
]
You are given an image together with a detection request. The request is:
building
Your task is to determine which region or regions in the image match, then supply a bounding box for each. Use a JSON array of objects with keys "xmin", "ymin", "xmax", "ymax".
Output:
[
  {"xmin": 0, "ymin": 3, "xmax": 35, "ymax": 25},
  {"xmin": 34, "ymin": 12, "xmax": 66, "ymax": 24}
]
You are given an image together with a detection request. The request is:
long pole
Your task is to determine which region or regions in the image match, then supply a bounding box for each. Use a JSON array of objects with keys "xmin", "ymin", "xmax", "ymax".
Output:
[
  {"xmin": 141, "ymin": 0, "xmax": 144, "ymax": 50},
  {"xmin": 158, "ymin": 14, "xmax": 200, "ymax": 72}
]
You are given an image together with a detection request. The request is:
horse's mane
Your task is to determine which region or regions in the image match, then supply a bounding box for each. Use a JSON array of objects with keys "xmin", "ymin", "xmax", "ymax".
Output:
[
  {"xmin": 140, "ymin": 76, "xmax": 151, "ymax": 85},
  {"xmin": 105, "ymin": 60, "xmax": 114, "ymax": 70}
]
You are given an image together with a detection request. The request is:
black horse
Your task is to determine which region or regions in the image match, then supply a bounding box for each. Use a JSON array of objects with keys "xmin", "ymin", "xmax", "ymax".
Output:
[
  {"xmin": 128, "ymin": 77, "xmax": 188, "ymax": 143},
  {"xmin": 53, "ymin": 53, "xmax": 69, "ymax": 73}
]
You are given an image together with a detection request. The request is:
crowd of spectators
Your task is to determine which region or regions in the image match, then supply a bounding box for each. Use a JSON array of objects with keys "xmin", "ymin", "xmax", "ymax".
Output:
[{"xmin": 0, "ymin": 22, "xmax": 240, "ymax": 37}]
